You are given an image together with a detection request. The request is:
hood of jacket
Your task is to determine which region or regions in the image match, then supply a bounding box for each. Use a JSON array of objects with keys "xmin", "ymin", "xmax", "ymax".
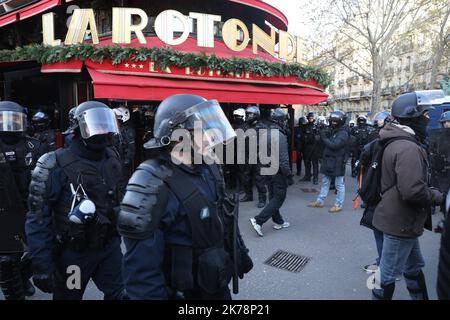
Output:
[{"xmin": 379, "ymin": 123, "xmax": 416, "ymax": 142}]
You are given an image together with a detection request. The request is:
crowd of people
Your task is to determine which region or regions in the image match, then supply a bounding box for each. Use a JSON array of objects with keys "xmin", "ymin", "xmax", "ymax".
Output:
[{"xmin": 0, "ymin": 90, "xmax": 449, "ymax": 301}]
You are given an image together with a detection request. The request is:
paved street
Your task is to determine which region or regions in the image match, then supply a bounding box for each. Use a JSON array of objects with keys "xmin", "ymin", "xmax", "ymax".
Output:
[{"xmin": 1, "ymin": 167, "xmax": 443, "ymax": 300}]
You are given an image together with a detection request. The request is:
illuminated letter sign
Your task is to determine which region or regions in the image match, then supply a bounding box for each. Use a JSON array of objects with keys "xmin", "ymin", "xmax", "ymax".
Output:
[{"xmin": 112, "ymin": 8, "xmax": 148, "ymax": 44}]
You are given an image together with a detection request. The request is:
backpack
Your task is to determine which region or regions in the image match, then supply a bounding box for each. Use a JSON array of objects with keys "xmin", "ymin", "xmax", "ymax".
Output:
[{"xmin": 356, "ymin": 136, "xmax": 418, "ymax": 207}]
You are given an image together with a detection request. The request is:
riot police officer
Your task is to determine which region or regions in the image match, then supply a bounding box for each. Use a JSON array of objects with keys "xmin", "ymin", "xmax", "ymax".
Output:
[
  {"xmin": 294, "ymin": 117, "xmax": 307, "ymax": 176},
  {"xmin": 118, "ymin": 94, "xmax": 253, "ymax": 300},
  {"xmin": 63, "ymin": 107, "xmax": 77, "ymax": 148},
  {"xmin": 241, "ymin": 106, "xmax": 270, "ymax": 208},
  {"xmin": 26, "ymin": 101, "xmax": 125, "ymax": 300},
  {"xmin": 301, "ymin": 112, "xmax": 320, "ymax": 184},
  {"xmin": 351, "ymin": 115, "xmax": 375, "ymax": 176},
  {"xmin": 113, "ymin": 106, "xmax": 136, "ymax": 195},
  {"xmin": 0, "ymin": 101, "xmax": 46, "ymax": 300},
  {"xmin": 31, "ymin": 111, "xmax": 56, "ymax": 152},
  {"xmin": 228, "ymin": 108, "xmax": 247, "ymax": 191},
  {"xmin": 441, "ymin": 111, "xmax": 450, "ymax": 129}
]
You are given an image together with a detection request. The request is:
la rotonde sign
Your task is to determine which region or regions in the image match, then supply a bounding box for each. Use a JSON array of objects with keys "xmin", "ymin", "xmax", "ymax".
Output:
[{"xmin": 42, "ymin": 7, "xmax": 302, "ymax": 63}]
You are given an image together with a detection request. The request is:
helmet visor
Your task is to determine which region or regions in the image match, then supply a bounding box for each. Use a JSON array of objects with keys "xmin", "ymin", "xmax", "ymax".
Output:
[
  {"xmin": 185, "ymin": 100, "xmax": 236, "ymax": 147},
  {"xmin": 0, "ymin": 111, "xmax": 27, "ymax": 132},
  {"xmin": 77, "ymin": 108, "xmax": 119, "ymax": 139}
]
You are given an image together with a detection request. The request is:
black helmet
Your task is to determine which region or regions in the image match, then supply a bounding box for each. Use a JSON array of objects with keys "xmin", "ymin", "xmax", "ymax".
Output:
[
  {"xmin": 0, "ymin": 101, "xmax": 27, "ymax": 132},
  {"xmin": 63, "ymin": 107, "xmax": 77, "ymax": 135},
  {"xmin": 145, "ymin": 94, "xmax": 235, "ymax": 149},
  {"xmin": 245, "ymin": 106, "xmax": 260, "ymax": 125},
  {"xmin": 373, "ymin": 111, "xmax": 392, "ymax": 128},
  {"xmin": 71, "ymin": 101, "xmax": 119, "ymax": 139},
  {"xmin": 391, "ymin": 92, "xmax": 434, "ymax": 119},
  {"xmin": 299, "ymin": 116, "xmax": 308, "ymax": 126},
  {"xmin": 32, "ymin": 111, "xmax": 50, "ymax": 129},
  {"xmin": 440, "ymin": 111, "xmax": 450, "ymax": 125},
  {"xmin": 271, "ymin": 108, "xmax": 287, "ymax": 122},
  {"xmin": 357, "ymin": 115, "xmax": 368, "ymax": 125},
  {"xmin": 307, "ymin": 112, "xmax": 316, "ymax": 122},
  {"xmin": 329, "ymin": 110, "xmax": 347, "ymax": 128}
]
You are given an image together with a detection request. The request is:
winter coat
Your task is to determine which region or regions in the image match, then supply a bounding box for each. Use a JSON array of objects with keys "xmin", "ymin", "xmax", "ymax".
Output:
[
  {"xmin": 373, "ymin": 123, "xmax": 440, "ymax": 238},
  {"xmin": 320, "ymin": 126, "xmax": 349, "ymax": 177}
]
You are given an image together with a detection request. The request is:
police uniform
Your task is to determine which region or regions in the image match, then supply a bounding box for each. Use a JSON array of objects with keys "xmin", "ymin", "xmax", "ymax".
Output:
[
  {"xmin": 301, "ymin": 122, "xmax": 320, "ymax": 183},
  {"xmin": 33, "ymin": 128, "xmax": 56, "ymax": 152},
  {"xmin": 351, "ymin": 121, "xmax": 375, "ymax": 176},
  {"xmin": 0, "ymin": 136, "xmax": 45, "ymax": 300},
  {"xmin": 0, "ymin": 101, "xmax": 46, "ymax": 300},
  {"xmin": 118, "ymin": 94, "xmax": 253, "ymax": 300},
  {"xmin": 243, "ymin": 119, "xmax": 270, "ymax": 206},
  {"xmin": 26, "ymin": 102, "xmax": 125, "ymax": 300},
  {"xmin": 112, "ymin": 124, "xmax": 136, "ymax": 194}
]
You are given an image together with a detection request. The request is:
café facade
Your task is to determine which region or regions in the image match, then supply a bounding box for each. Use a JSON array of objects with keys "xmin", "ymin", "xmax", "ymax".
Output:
[{"xmin": 0, "ymin": 0, "xmax": 329, "ymax": 148}]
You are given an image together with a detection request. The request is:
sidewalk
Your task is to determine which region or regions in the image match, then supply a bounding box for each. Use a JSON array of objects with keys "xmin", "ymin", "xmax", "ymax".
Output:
[
  {"xmin": 2, "ymin": 171, "xmax": 443, "ymax": 300},
  {"xmin": 235, "ymin": 171, "xmax": 442, "ymax": 300}
]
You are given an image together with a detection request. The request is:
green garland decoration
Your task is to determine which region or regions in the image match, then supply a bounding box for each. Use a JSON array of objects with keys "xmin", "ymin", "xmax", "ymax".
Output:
[{"xmin": 0, "ymin": 44, "xmax": 332, "ymax": 88}]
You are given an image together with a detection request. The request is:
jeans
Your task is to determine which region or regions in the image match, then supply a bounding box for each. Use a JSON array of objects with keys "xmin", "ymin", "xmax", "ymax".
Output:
[
  {"xmin": 316, "ymin": 175, "xmax": 345, "ymax": 207},
  {"xmin": 379, "ymin": 234, "xmax": 425, "ymax": 286},
  {"xmin": 374, "ymin": 229, "xmax": 384, "ymax": 266}
]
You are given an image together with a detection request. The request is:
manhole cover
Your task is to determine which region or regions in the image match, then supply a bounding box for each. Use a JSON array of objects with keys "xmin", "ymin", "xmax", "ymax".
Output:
[
  {"xmin": 301, "ymin": 188, "xmax": 319, "ymax": 193},
  {"xmin": 264, "ymin": 250, "xmax": 311, "ymax": 273}
]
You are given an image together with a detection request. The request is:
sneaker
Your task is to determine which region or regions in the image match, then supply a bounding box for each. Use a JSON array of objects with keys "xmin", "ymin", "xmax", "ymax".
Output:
[
  {"xmin": 308, "ymin": 201, "xmax": 324, "ymax": 208},
  {"xmin": 364, "ymin": 264, "xmax": 379, "ymax": 274},
  {"xmin": 273, "ymin": 222, "xmax": 290, "ymax": 230},
  {"xmin": 329, "ymin": 205, "xmax": 343, "ymax": 213},
  {"xmin": 250, "ymin": 218, "xmax": 263, "ymax": 237}
]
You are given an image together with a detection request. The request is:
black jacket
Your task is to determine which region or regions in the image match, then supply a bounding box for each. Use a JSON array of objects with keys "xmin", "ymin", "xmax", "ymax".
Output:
[
  {"xmin": 320, "ymin": 126, "xmax": 349, "ymax": 177},
  {"xmin": 437, "ymin": 191, "xmax": 450, "ymax": 300}
]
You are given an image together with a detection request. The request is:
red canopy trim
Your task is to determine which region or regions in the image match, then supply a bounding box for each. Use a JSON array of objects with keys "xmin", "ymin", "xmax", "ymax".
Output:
[
  {"xmin": 19, "ymin": 0, "xmax": 61, "ymax": 20},
  {"xmin": 228, "ymin": 0, "xmax": 288, "ymax": 30},
  {"xmin": 87, "ymin": 67, "xmax": 328, "ymax": 105},
  {"xmin": 41, "ymin": 60, "xmax": 83, "ymax": 73},
  {"xmin": 0, "ymin": 11, "xmax": 18, "ymax": 27},
  {"xmin": 84, "ymin": 59, "xmax": 322, "ymax": 91}
]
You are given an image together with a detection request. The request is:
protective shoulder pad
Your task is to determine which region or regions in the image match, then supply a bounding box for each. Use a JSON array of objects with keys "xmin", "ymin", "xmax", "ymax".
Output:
[
  {"xmin": 118, "ymin": 159, "xmax": 173, "ymax": 240},
  {"xmin": 28, "ymin": 152, "xmax": 57, "ymax": 212}
]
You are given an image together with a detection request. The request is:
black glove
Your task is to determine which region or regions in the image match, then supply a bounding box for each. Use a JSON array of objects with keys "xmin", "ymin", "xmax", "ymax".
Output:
[
  {"xmin": 32, "ymin": 274, "xmax": 54, "ymax": 294},
  {"xmin": 430, "ymin": 188, "xmax": 444, "ymax": 207}
]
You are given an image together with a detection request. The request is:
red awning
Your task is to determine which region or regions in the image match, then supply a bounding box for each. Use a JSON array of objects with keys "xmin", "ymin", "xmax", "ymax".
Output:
[
  {"xmin": 41, "ymin": 60, "xmax": 83, "ymax": 73},
  {"xmin": 0, "ymin": 0, "xmax": 60, "ymax": 27},
  {"xmin": 0, "ymin": 11, "xmax": 17, "ymax": 27},
  {"xmin": 88, "ymin": 68, "xmax": 328, "ymax": 105},
  {"xmin": 19, "ymin": 0, "xmax": 61, "ymax": 20}
]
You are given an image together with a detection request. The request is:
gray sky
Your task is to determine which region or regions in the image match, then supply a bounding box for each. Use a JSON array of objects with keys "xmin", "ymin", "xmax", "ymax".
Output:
[{"xmin": 263, "ymin": 0, "xmax": 314, "ymax": 38}]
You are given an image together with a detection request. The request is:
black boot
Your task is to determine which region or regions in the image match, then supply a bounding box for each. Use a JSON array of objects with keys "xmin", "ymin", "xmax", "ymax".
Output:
[
  {"xmin": 313, "ymin": 177, "xmax": 319, "ymax": 185},
  {"xmin": 300, "ymin": 176, "xmax": 311, "ymax": 182},
  {"xmin": 404, "ymin": 271, "xmax": 429, "ymax": 300},
  {"xmin": 372, "ymin": 282, "xmax": 395, "ymax": 300},
  {"xmin": 23, "ymin": 279, "xmax": 36, "ymax": 297},
  {"xmin": 240, "ymin": 195, "xmax": 253, "ymax": 202},
  {"xmin": 257, "ymin": 199, "xmax": 266, "ymax": 208}
]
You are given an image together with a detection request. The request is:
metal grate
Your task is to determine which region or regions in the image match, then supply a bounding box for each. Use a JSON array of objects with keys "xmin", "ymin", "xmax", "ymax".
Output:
[
  {"xmin": 264, "ymin": 250, "xmax": 311, "ymax": 273},
  {"xmin": 301, "ymin": 188, "xmax": 319, "ymax": 194}
]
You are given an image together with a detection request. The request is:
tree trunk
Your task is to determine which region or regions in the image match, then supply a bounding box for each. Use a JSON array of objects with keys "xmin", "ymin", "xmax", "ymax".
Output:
[
  {"xmin": 371, "ymin": 55, "xmax": 383, "ymax": 114},
  {"xmin": 429, "ymin": 46, "xmax": 445, "ymax": 89}
]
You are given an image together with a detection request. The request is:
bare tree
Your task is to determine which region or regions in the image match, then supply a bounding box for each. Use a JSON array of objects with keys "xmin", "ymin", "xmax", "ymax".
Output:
[
  {"xmin": 305, "ymin": 0, "xmax": 431, "ymax": 114},
  {"xmin": 427, "ymin": 0, "xmax": 450, "ymax": 88}
]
